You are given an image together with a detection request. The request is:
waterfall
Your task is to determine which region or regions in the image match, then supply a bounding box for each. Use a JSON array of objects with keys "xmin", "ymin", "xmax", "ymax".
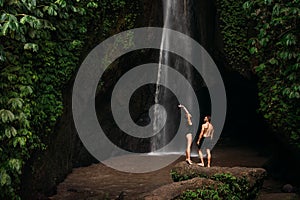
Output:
[{"xmin": 152, "ymin": 0, "xmax": 193, "ymax": 153}]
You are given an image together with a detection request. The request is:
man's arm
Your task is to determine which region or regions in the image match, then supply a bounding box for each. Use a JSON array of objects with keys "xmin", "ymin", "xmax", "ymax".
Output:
[{"xmin": 197, "ymin": 125, "xmax": 204, "ymax": 144}]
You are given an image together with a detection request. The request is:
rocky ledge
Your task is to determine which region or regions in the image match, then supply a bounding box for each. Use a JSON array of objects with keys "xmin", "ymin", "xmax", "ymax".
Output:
[{"xmin": 141, "ymin": 162, "xmax": 267, "ymax": 200}]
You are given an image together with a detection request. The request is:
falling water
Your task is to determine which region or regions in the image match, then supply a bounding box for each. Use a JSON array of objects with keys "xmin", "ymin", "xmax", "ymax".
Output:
[
  {"xmin": 152, "ymin": 0, "xmax": 193, "ymax": 153},
  {"xmin": 152, "ymin": 1, "xmax": 170, "ymax": 134}
]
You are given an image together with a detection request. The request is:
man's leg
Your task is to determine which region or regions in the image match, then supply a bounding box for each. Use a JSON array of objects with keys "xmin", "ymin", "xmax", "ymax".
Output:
[
  {"xmin": 206, "ymin": 149, "xmax": 211, "ymax": 167},
  {"xmin": 197, "ymin": 149, "xmax": 204, "ymax": 166}
]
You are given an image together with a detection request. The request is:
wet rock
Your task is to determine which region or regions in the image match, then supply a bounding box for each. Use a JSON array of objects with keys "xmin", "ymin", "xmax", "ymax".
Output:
[
  {"xmin": 282, "ymin": 184, "xmax": 294, "ymax": 193},
  {"xmin": 141, "ymin": 177, "xmax": 220, "ymax": 200},
  {"xmin": 171, "ymin": 161, "xmax": 267, "ymax": 185},
  {"xmin": 257, "ymin": 193, "xmax": 299, "ymax": 200},
  {"xmin": 142, "ymin": 162, "xmax": 267, "ymax": 200}
]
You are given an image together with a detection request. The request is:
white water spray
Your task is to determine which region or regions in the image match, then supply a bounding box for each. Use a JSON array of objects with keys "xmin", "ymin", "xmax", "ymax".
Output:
[{"xmin": 152, "ymin": 0, "xmax": 193, "ymax": 153}]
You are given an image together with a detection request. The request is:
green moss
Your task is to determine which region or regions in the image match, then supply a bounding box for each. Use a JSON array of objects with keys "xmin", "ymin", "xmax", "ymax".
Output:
[
  {"xmin": 0, "ymin": 0, "xmax": 140, "ymax": 198},
  {"xmin": 171, "ymin": 172, "xmax": 260, "ymax": 200}
]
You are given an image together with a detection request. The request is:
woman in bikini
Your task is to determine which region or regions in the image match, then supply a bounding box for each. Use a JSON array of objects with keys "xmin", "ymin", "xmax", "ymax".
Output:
[{"xmin": 178, "ymin": 104, "xmax": 193, "ymax": 165}]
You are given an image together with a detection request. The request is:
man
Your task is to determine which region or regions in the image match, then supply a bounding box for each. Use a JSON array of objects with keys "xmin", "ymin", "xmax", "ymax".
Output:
[
  {"xmin": 197, "ymin": 116, "xmax": 214, "ymax": 167},
  {"xmin": 178, "ymin": 104, "xmax": 193, "ymax": 165}
]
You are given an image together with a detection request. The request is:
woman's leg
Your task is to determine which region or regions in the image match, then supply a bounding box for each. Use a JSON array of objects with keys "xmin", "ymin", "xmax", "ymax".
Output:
[{"xmin": 185, "ymin": 133, "xmax": 192, "ymax": 164}]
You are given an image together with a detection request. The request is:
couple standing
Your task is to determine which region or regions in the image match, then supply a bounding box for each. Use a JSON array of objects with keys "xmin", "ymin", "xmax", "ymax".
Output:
[{"xmin": 178, "ymin": 104, "xmax": 214, "ymax": 167}]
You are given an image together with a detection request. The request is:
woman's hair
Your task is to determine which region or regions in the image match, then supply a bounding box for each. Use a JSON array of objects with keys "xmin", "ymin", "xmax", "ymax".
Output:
[{"xmin": 206, "ymin": 115, "xmax": 211, "ymax": 122}]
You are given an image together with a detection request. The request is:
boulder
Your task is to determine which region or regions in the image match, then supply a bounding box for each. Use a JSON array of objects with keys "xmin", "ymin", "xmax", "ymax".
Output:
[
  {"xmin": 142, "ymin": 162, "xmax": 267, "ymax": 200},
  {"xmin": 142, "ymin": 177, "xmax": 220, "ymax": 200},
  {"xmin": 171, "ymin": 161, "xmax": 267, "ymax": 184},
  {"xmin": 257, "ymin": 193, "xmax": 299, "ymax": 200}
]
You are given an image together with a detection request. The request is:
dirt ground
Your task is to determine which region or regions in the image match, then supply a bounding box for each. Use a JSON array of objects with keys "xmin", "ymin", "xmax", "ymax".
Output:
[{"xmin": 48, "ymin": 140, "xmax": 299, "ymax": 200}]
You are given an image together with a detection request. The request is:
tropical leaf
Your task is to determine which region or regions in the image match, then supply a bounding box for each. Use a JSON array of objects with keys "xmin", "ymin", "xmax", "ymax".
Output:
[{"xmin": 0, "ymin": 109, "xmax": 15, "ymax": 123}]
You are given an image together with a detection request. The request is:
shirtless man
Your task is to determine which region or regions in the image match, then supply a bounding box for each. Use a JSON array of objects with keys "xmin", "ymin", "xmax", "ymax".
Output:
[
  {"xmin": 197, "ymin": 116, "xmax": 214, "ymax": 167},
  {"xmin": 178, "ymin": 104, "xmax": 193, "ymax": 165}
]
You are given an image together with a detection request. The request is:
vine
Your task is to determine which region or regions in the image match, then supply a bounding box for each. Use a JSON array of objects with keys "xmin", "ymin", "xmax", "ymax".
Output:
[
  {"xmin": 215, "ymin": 0, "xmax": 251, "ymax": 75},
  {"xmin": 0, "ymin": 0, "xmax": 140, "ymax": 198},
  {"xmin": 243, "ymin": 0, "xmax": 300, "ymax": 148},
  {"xmin": 217, "ymin": 0, "xmax": 300, "ymax": 153}
]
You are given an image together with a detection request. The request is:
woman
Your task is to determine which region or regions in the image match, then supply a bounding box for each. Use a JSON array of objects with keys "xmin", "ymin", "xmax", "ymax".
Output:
[{"xmin": 178, "ymin": 104, "xmax": 193, "ymax": 165}]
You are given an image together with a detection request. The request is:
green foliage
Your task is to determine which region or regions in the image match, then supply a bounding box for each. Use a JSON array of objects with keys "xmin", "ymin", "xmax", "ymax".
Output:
[
  {"xmin": 217, "ymin": 0, "xmax": 300, "ymax": 151},
  {"xmin": 211, "ymin": 173, "xmax": 252, "ymax": 199},
  {"xmin": 216, "ymin": 0, "xmax": 250, "ymax": 74},
  {"xmin": 175, "ymin": 173, "xmax": 250, "ymax": 200},
  {"xmin": 0, "ymin": 0, "xmax": 139, "ymax": 198},
  {"xmin": 172, "ymin": 172, "xmax": 261, "ymax": 200},
  {"xmin": 97, "ymin": 0, "xmax": 139, "ymax": 38},
  {"xmin": 178, "ymin": 188, "xmax": 223, "ymax": 200},
  {"xmin": 171, "ymin": 170, "xmax": 191, "ymax": 182},
  {"xmin": 171, "ymin": 170, "xmax": 207, "ymax": 182},
  {"xmin": 177, "ymin": 186, "xmax": 238, "ymax": 200},
  {"xmin": 244, "ymin": 0, "xmax": 300, "ymax": 148}
]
